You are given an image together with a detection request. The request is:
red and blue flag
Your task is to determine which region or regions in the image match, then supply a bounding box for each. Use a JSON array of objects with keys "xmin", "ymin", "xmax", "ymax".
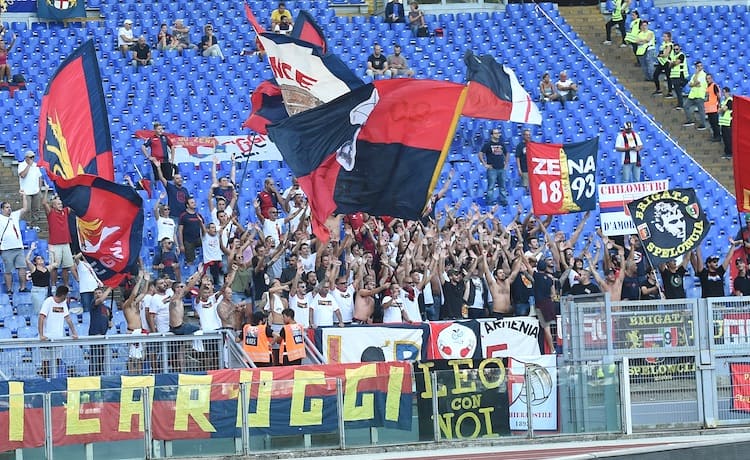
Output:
[
  {"xmin": 38, "ymin": 40, "xmax": 114, "ymax": 182},
  {"xmin": 268, "ymin": 79, "xmax": 466, "ymax": 240}
]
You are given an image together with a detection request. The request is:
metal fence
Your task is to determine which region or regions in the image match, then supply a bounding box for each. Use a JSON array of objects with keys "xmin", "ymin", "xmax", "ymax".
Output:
[
  {"xmin": 561, "ymin": 294, "xmax": 750, "ymax": 431},
  {"xmin": 0, "ymin": 361, "xmax": 623, "ymax": 460}
]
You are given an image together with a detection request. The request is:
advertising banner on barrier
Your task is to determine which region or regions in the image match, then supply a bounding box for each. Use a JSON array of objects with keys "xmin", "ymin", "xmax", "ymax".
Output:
[
  {"xmin": 0, "ymin": 363, "xmax": 413, "ymax": 451},
  {"xmin": 414, "ymin": 358, "xmax": 511, "ymax": 440},
  {"xmin": 598, "ymin": 180, "xmax": 670, "ymax": 236},
  {"xmin": 508, "ymin": 355, "xmax": 558, "ymax": 431},
  {"xmin": 730, "ymin": 362, "xmax": 750, "ymax": 413}
]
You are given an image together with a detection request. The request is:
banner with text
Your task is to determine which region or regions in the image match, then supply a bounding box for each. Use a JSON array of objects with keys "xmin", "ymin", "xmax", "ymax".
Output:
[
  {"xmin": 526, "ymin": 137, "xmax": 598, "ymax": 215},
  {"xmin": 0, "ymin": 364, "xmax": 413, "ymax": 451},
  {"xmin": 598, "ymin": 180, "xmax": 670, "ymax": 236},
  {"xmin": 508, "ymin": 355, "xmax": 558, "ymax": 431},
  {"xmin": 414, "ymin": 358, "xmax": 511, "ymax": 440},
  {"xmin": 317, "ymin": 324, "xmax": 428, "ymax": 363},
  {"xmin": 730, "ymin": 362, "xmax": 750, "ymax": 413},
  {"xmin": 478, "ymin": 317, "xmax": 541, "ymax": 358}
]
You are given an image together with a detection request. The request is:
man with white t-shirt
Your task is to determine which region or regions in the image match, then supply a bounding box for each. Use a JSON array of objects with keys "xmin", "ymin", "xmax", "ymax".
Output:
[
  {"xmin": 147, "ymin": 277, "xmax": 173, "ymax": 372},
  {"xmin": 0, "ymin": 197, "xmax": 28, "ymax": 294},
  {"xmin": 201, "ymin": 222, "xmax": 223, "ymax": 285},
  {"xmin": 72, "ymin": 254, "xmax": 103, "ymax": 315},
  {"xmin": 38, "ymin": 285, "xmax": 78, "ymax": 378},
  {"xmin": 331, "ymin": 276, "xmax": 356, "ymax": 325},
  {"xmin": 382, "ymin": 283, "xmax": 412, "ymax": 323},
  {"xmin": 154, "ymin": 192, "xmax": 177, "ymax": 244},
  {"xmin": 18, "ymin": 150, "xmax": 44, "ymax": 222},
  {"xmin": 309, "ymin": 280, "xmax": 344, "ymax": 328},
  {"xmin": 289, "ymin": 276, "xmax": 312, "ymax": 328}
]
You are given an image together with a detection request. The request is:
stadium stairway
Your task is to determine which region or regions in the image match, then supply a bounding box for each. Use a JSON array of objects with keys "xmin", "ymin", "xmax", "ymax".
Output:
[{"xmin": 559, "ymin": 5, "xmax": 734, "ymax": 193}]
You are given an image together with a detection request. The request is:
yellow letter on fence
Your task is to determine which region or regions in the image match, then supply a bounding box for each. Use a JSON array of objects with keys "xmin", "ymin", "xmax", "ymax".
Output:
[
  {"xmin": 290, "ymin": 370, "xmax": 326, "ymax": 427},
  {"xmin": 174, "ymin": 374, "xmax": 216, "ymax": 433},
  {"xmin": 235, "ymin": 370, "xmax": 273, "ymax": 429},
  {"xmin": 66, "ymin": 377, "xmax": 101, "ymax": 436},
  {"xmin": 385, "ymin": 365, "xmax": 405, "ymax": 423},
  {"xmin": 343, "ymin": 364, "xmax": 376, "ymax": 422},
  {"xmin": 118, "ymin": 375, "xmax": 155, "ymax": 433},
  {"xmin": 8, "ymin": 381, "xmax": 24, "ymax": 442}
]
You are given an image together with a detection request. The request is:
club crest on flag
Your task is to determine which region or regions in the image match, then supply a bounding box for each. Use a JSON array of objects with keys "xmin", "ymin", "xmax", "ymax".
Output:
[
  {"xmin": 76, "ymin": 217, "xmax": 122, "ymax": 266},
  {"xmin": 49, "ymin": 0, "xmax": 77, "ymax": 9},
  {"xmin": 627, "ymin": 188, "xmax": 711, "ymax": 264},
  {"xmin": 44, "ymin": 112, "xmax": 84, "ymax": 180}
]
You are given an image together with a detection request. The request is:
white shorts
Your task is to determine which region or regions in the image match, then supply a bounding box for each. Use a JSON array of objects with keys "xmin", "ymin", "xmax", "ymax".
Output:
[
  {"xmin": 128, "ymin": 329, "xmax": 144, "ymax": 360},
  {"xmin": 50, "ymin": 244, "xmax": 74, "ymax": 268}
]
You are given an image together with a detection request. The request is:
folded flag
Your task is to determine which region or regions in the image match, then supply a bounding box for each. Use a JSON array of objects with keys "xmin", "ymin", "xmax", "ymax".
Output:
[
  {"xmin": 462, "ymin": 51, "xmax": 542, "ymax": 125},
  {"xmin": 38, "ymin": 40, "xmax": 114, "ymax": 182},
  {"xmin": 291, "ymin": 10, "xmax": 327, "ymax": 53},
  {"xmin": 268, "ymin": 79, "xmax": 467, "ymax": 241},
  {"xmin": 56, "ymin": 175, "xmax": 144, "ymax": 288},
  {"xmin": 626, "ymin": 188, "xmax": 711, "ymax": 264},
  {"xmin": 242, "ymin": 79, "xmax": 289, "ymax": 134},
  {"xmin": 526, "ymin": 137, "xmax": 598, "ymax": 215}
]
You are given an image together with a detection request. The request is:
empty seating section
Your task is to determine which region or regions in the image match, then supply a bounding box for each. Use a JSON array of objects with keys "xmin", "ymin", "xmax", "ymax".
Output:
[{"xmin": 0, "ymin": 1, "xmax": 741, "ymax": 331}]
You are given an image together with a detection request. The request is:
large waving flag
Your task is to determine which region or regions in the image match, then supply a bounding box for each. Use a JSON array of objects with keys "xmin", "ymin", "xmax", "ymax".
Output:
[
  {"xmin": 734, "ymin": 95, "xmax": 749, "ymax": 212},
  {"xmin": 627, "ymin": 188, "xmax": 710, "ymax": 265},
  {"xmin": 462, "ymin": 51, "xmax": 542, "ymax": 125},
  {"xmin": 268, "ymin": 79, "xmax": 467, "ymax": 240},
  {"xmin": 37, "ymin": 0, "xmax": 85, "ymax": 20},
  {"xmin": 38, "ymin": 40, "xmax": 114, "ymax": 182},
  {"xmin": 242, "ymin": 80, "xmax": 289, "ymax": 134},
  {"xmin": 56, "ymin": 175, "xmax": 144, "ymax": 288},
  {"xmin": 291, "ymin": 10, "xmax": 327, "ymax": 53},
  {"xmin": 527, "ymin": 137, "xmax": 598, "ymax": 215}
]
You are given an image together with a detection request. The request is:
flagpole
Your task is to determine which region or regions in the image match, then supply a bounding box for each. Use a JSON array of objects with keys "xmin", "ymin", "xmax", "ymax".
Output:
[
  {"xmin": 421, "ymin": 85, "xmax": 469, "ymax": 216},
  {"xmin": 625, "ymin": 203, "xmax": 668, "ymax": 299}
]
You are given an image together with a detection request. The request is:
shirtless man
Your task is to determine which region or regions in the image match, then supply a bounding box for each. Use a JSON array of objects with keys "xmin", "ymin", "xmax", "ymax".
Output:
[
  {"xmin": 586, "ymin": 246, "xmax": 629, "ymax": 302},
  {"xmin": 169, "ymin": 270, "xmax": 202, "ymax": 372},
  {"xmin": 353, "ymin": 274, "xmax": 388, "ymax": 324},
  {"xmin": 482, "ymin": 251, "xmax": 523, "ymax": 318},
  {"xmin": 122, "ymin": 270, "xmax": 150, "ymax": 374}
]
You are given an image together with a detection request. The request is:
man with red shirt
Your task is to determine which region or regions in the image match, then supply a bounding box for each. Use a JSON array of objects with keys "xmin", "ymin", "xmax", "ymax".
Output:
[
  {"xmin": 257, "ymin": 178, "xmax": 288, "ymax": 219},
  {"xmin": 43, "ymin": 192, "xmax": 74, "ymax": 287},
  {"xmin": 143, "ymin": 121, "xmax": 175, "ymax": 181}
]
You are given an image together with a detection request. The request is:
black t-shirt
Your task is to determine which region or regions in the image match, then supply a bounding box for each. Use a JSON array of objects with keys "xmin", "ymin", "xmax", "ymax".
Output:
[
  {"xmin": 368, "ymin": 53, "xmax": 387, "ymax": 70},
  {"xmin": 252, "ymin": 258, "xmax": 269, "ymax": 301},
  {"xmin": 441, "ymin": 281, "xmax": 465, "ymax": 319},
  {"xmin": 533, "ymin": 271, "xmax": 553, "ymax": 301},
  {"xmin": 621, "ymin": 276, "xmax": 640, "ymax": 300},
  {"xmin": 166, "ymin": 182, "xmax": 190, "ymax": 219},
  {"xmin": 661, "ymin": 266, "xmax": 686, "ymax": 299},
  {"xmin": 511, "ymin": 272, "xmax": 533, "ymax": 305},
  {"xmin": 734, "ymin": 273, "xmax": 750, "ymax": 296},
  {"xmin": 639, "ymin": 280, "xmax": 660, "ymax": 300},
  {"xmin": 514, "ymin": 142, "xmax": 528, "ymax": 173},
  {"xmin": 481, "ymin": 140, "xmax": 506, "ymax": 169},
  {"xmin": 699, "ymin": 266, "xmax": 726, "ymax": 298},
  {"xmin": 570, "ymin": 282, "xmax": 601, "ymax": 296},
  {"xmin": 134, "ymin": 43, "xmax": 150, "ymax": 60},
  {"xmin": 178, "ymin": 211, "xmax": 203, "ymax": 243}
]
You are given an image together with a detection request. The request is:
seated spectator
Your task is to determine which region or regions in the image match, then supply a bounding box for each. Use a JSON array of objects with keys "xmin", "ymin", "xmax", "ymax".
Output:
[
  {"xmin": 274, "ymin": 15, "xmax": 292, "ymax": 35},
  {"xmin": 201, "ymin": 24, "xmax": 224, "ymax": 60},
  {"xmin": 131, "ymin": 36, "xmax": 152, "ymax": 71},
  {"xmin": 385, "ymin": 0, "xmax": 405, "ymax": 24},
  {"xmin": 539, "ymin": 72, "xmax": 563, "ymax": 107},
  {"xmin": 366, "ymin": 44, "xmax": 391, "ymax": 79},
  {"xmin": 408, "ymin": 1, "xmax": 427, "ymax": 37},
  {"xmin": 0, "ymin": 33, "xmax": 17, "ymax": 84},
  {"xmin": 171, "ymin": 19, "xmax": 194, "ymax": 50},
  {"xmin": 156, "ymin": 23, "xmax": 172, "ymax": 51},
  {"xmin": 387, "ymin": 44, "xmax": 414, "ymax": 77},
  {"xmin": 118, "ymin": 19, "xmax": 136, "ymax": 57},
  {"xmin": 555, "ymin": 70, "xmax": 578, "ymax": 102},
  {"xmin": 271, "ymin": 2, "xmax": 293, "ymax": 28}
]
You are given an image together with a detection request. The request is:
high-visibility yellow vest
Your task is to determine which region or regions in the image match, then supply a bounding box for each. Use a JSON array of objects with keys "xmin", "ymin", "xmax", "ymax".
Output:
[
  {"xmin": 625, "ymin": 18, "xmax": 641, "ymax": 43},
  {"xmin": 657, "ymin": 41, "xmax": 672, "ymax": 65},
  {"xmin": 719, "ymin": 97, "xmax": 733, "ymax": 127},
  {"xmin": 669, "ymin": 52, "xmax": 687, "ymax": 79},
  {"xmin": 635, "ymin": 30, "xmax": 655, "ymax": 56},
  {"xmin": 612, "ymin": 0, "xmax": 625, "ymax": 21},
  {"xmin": 687, "ymin": 70, "xmax": 707, "ymax": 99}
]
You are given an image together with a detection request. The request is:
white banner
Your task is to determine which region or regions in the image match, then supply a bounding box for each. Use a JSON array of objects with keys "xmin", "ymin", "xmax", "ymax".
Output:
[
  {"xmin": 321, "ymin": 326, "xmax": 425, "ymax": 363},
  {"xmin": 477, "ymin": 318, "xmax": 541, "ymax": 358},
  {"xmin": 172, "ymin": 134, "xmax": 283, "ymax": 164},
  {"xmin": 508, "ymin": 355, "xmax": 558, "ymax": 431},
  {"xmin": 598, "ymin": 180, "xmax": 670, "ymax": 236}
]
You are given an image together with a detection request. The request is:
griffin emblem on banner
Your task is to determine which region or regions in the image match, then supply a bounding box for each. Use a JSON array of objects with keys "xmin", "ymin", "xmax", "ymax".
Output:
[{"xmin": 46, "ymin": 113, "xmax": 83, "ymax": 179}]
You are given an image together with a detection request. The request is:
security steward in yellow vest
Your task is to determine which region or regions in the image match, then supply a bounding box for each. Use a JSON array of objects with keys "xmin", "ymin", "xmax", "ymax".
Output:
[
  {"xmin": 704, "ymin": 74, "xmax": 722, "ymax": 141},
  {"xmin": 668, "ymin": 43, "xmax": 688, "ymax": 108},
  {"xmin": 241, "ymin": 311, "xmax": 277, "ymax": 366},
  {"xmin": 624, "ymin": 10, "xmax": 641, "ymax": 64},
  {"xmin": 652, "ymin": 32, "xmax": 673, "ymax": 94},
  {"xmin": 719, "ymin": 89, "xmax": 733, "ymax": 158},
  {"xmin": 682, "ymin": 61, "xmax": 707, "ymax": 130},
  {"xmin": 634, "ymin": 20, "xmax": 655, "ymax": 80},
  {"xmin": 276, "ymin": 308, "xmax": 306, "ymax": 366},
  {"xmin": 604, "ymin": 0, "xmax": 629, "ymax": 46}
]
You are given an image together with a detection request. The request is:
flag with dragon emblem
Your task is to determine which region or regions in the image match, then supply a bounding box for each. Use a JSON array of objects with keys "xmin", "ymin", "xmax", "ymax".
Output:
[
  {"xmin": 38, "ymin": 40, "xmax": 113, "ymax": 181},
  {"xmin": 37, "ymin": 0, "xmax": 86, "ymax": 20}
]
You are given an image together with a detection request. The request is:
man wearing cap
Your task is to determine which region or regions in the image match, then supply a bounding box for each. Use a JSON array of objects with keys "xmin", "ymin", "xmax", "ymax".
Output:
[
  {"xmin": 615, "ymin": 121, "xmax": 643, "ymax": 183},
  {"xmin": 18, "ymin": 150, "xmax": 43, "ymax": 223},
  {"xmin": 696, "ymin": 245, "xmax": 738, "ymax": 298},
  {"xmin": 118, "ymin": 19, "xmax": 136, "ymax": 57}
]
